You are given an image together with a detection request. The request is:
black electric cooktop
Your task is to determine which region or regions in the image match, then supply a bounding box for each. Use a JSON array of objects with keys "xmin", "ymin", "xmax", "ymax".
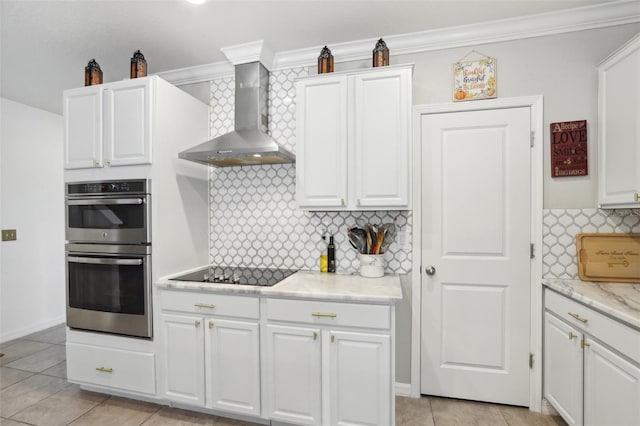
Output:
[{"xmin": 170, "ymin": 266, "xmax": 297, "ymax": 287}]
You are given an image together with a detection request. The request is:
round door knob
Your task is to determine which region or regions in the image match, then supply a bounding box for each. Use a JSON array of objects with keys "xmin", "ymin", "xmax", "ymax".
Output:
[{"xmin": 425, "ymin": 266, "xmax": 436, "ymax": 276}]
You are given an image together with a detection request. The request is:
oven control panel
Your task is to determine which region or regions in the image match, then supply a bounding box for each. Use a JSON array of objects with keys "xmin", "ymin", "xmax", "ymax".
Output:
[{"xmin": 67, "ymin": 179, "xmax": 149, "ymax": 196}]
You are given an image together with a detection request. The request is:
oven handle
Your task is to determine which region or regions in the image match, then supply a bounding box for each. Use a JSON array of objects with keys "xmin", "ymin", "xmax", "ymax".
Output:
[
  {"xmin": 66, "ymin": 198, "xmax": 144, "ymax": 206},
  {"xmin": 67, "ymin": 256, "xmax": 143, "ymax": 266}
]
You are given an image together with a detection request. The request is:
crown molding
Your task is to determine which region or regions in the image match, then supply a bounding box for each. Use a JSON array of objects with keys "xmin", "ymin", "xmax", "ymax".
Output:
[
  {"xmin": 159, "ymin": 1, "xmax": 640, "ymax": 85},
  {"xmin": 155, "ymin": 61, "xmax": 234, "ymax": 85},
  {"xmin": 221, "ymin": 39, "xmax": 275, "ymax": 70}
]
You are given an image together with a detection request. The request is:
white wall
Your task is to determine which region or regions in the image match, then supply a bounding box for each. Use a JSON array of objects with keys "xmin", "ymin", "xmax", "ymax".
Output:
[{"xmin": 0, "ymin": 97, "xmax": 65, "ymax": 342}]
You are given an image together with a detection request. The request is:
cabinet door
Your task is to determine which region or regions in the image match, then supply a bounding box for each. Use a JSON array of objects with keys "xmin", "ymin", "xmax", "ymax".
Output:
[
  {"xmin": 352, "ymin": 68, "xmax": 411, "ymax": 208},
  {"xmin": 296, "ymin": 76, "xmax": 348, "ymax": 209},
  {"xmin": 161, "ymin": 313, "xmax": 205, "ymax": 406},
  {"xmin": 329, "ymin": 330, "xmax": 391, "ymax": 426},
  {"xmin": 206, "ymin": 318, "xmax": 260, "ymax": 416},
  {"xmin": 63, "ymin": 86, "xmax": 103, "ymax": 169},
  {"xmin": 584, "ymin": 338, "xmax": 640, "ymax": 426},
  {"xmin": 104, "ymin": 78, "xmax": 152, "ymax": 166},
  {"xmin": 598, "ymin": 37, "xmax": 640, "ymax": 208},
  {"xmin": 265, "ymin": 324, "xmax": 322, "ymax": 426},
  {"xmin": 543, "ymin": 312, "xmax": 583, "ymax": 426}
]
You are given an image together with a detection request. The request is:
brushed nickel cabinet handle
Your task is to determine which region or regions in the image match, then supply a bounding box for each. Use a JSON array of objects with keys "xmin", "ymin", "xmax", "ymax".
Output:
[
  {"xmin": 312, "ymin": 312, "xmax": 337, "ymax": 318},
  {"xmin": 195, "ymin": 320, "xmax": 201, "ymax": 328},
  {"xmin": 96, "ymin": 367, "xmax": 113, "ymax": 373},
  {"xmin": 568, "ymin": 332, "xmax": 578, "ymax": 340},
  {"xmin": 209, "ymin": 321, "xmax": 214, "ymax": 329},
  {"xmin": 568, "ymin": 312, "xmax": 588, "ymax": 323},
  {"xmin": 635, "ymin": 193, "xmax": 640, "ymax": 202},
  {"xmin": 194, "ymin": 303, "xmax": 215, "ymax": 309},
  {"xmin": 313, "ymin": 332, "xmax": 318, "ymax": 340},
  {"xmin": 581, "ymin": 339, "xmax": 590, "ymax": 349}
]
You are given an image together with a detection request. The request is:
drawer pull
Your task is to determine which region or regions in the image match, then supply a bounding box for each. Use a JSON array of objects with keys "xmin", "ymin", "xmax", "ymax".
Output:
[
  {"xmin": 568, "ymin": 312, "xmax": 588, "ymax": 323},
  {"xmin": 194, "ymin": 303, "xmax": 215, "ymax": 309},
  {"xmin": 581, "ymin": 339, "xmax": 590, "ymax": 349},
  {"xmin": 331, "ymin": 335, "xmax": 335, "ymax": 343},
  {"xmin": 96, "ymin": 367, "xmax": 113, "ymax": 373},
  {"xmin": 635, "ymin": 193, "xmax": 640, "ymax": 202},
  {"xmin": 209, "ymin": 321, "xmax": 214, "ymax": 329},
  {"xmin": 568, "ymin": 332, "xmax": 578, "ymax": 340},
  {"xmin": 313, "ymin": 332, "xmax": 318, "ymax": 340},
  {"xmin": 195, "ymin": 320, "xmax": 201, "ymax": 328},
  {"xmin": 312, "ymin": 312, "xmax": 337, "ymax": 318}
]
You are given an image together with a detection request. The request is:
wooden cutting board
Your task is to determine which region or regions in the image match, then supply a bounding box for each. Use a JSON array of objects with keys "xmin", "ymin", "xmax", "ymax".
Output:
[{"xmin": 576, "ymin": 233, "xmax": 640, "ymax": 283}]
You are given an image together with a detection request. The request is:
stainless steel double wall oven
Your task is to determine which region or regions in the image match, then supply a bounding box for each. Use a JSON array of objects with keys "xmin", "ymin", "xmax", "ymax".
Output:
[{"xmin": 65, "ymin": 179, "xmax": 152, "ymax": 338}]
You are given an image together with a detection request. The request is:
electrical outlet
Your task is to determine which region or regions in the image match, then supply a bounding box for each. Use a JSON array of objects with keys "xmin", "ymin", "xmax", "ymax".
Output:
[
  {"xmin": 2, "ymin": 229, "xmax": 17, "ymax": 241},
  {"xmin": 397, "ymin": 230, "xmax": 410, "ymax": 250}
]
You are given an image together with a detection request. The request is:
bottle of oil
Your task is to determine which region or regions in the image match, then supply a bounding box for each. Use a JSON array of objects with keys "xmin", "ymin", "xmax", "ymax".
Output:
[{"xmin": 327, "ymin": 235, "xmax": 336, "ymax": 273}]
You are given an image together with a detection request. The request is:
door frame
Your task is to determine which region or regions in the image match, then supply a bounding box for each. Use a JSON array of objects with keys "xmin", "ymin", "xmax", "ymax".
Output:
[{"xmin": 410, "ymin": 96, "xmax": 544, "ymax": 411}]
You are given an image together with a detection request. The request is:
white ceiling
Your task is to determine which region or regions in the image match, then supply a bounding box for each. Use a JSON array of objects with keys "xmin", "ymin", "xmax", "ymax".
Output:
[{"xmin": 0, "ymin": 0, "xmax": 621, "ymax": 115}]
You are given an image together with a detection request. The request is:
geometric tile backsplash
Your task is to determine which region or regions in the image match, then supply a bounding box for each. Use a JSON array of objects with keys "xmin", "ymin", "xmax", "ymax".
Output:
[
  {"xmin": 543, "ymin": 208, "xmax": 640, "ymax": 279},
  {"xmin": 208, "ymin": 67, "xmax": 412, "ymax": 274}
]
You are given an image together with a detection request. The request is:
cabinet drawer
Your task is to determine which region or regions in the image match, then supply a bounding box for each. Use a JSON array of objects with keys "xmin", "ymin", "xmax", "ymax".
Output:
[
  {"xmin": 66, "ymin": 343, "xmax": 156, "ymax": 395},
  {"xmin": 545, "ymin": 289, "xmax": 640, "ymax": 364},
  {"xmin": 266, "ymin": 298, "xmax": 390, "ymax": 330},
  {"xmin": 159, "ymin": 290, "xmax": 259, "ymax": 319}
]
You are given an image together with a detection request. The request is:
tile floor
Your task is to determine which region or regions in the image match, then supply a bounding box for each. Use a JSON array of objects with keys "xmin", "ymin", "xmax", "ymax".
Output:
[{"xmin": 0, "ymin": 324, "xmax": 566, "ymax": 426}]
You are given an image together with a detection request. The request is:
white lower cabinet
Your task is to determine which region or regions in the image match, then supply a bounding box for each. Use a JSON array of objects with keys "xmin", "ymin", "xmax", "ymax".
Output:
[
  {"xmin": 159, "ymin": 290, "xmax": 260, "ymax": 417},
  {"xmin": 544, "ymin": 289, "xmax": 640, "ymax": 426},
  {"xmin": 265, "ymin": 324, "xmax": 322, "ymax": 425},
  {"xmin": 161, "ymin": 313, "xmax": 206, "ymax": 406},
  {"xmin": 583, "ymin": 339, "xmax": 640, "ymax": 426},
  {"xmin": 329, "ymin": 331, "xmax": 391, "ymax": 426},
  {"xmin": 66, "ymin": 342, "xmax": 156, "ymax": 396},
  {"xmin": 543, "ymin": 312, "xmax": 583, "ymax": 426},
  {"xmin": 264, "ymin": 298, "xmax": 393, "ymax": 426}
]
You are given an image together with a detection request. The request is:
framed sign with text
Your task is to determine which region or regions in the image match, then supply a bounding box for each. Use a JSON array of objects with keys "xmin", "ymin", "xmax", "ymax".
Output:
[
  {"xmin": 550, "ymin": 120, "xmax": 588, "ymax": 178},
  {"xmin": 453, "ymin": 56, "xmax": 496, "ymax": 101}
]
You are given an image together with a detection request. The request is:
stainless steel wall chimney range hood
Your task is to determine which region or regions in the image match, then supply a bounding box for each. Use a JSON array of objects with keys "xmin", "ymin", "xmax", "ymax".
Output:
[{"xmin": 179, "ymin": 61, "xmax": 295, "ymax": 167}]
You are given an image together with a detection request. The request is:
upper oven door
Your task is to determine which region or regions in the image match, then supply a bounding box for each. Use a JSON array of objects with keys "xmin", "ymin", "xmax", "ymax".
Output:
[{"xmin": 66, "ymin": 194, "xmax": 151, "ymax": 244}]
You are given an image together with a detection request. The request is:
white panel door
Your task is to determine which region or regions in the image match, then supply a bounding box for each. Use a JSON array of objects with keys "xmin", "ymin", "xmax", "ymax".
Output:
[
  {"xmin": 584, "ymin": 338, "xmax": 640, "ymax": 426},
  {"xmin": 265, "ymin": 324, "xmax": 322, "ymax": 426},
  {"xmin": 330, "ymin": 330, "xmax": 391, "ymax": 426},
  {"xmin": 63, "ymin": 86, "xmax": 103, "ymax": 169},
  {"xmin": 420, "ymin": 107, "xmax": 532, "ymax": 405},
  {"xmin": 295, "ymin": 76, "xmax": 348, "ymax": 209},
  {"xmin": 104, "ymin": 78, "xmax": 152, "ymax": 166},
  {"xmin": 543, "ymin": 312, "xmax": 583, "ymax": 426},
  {"xmin": 352, "ymin": 68, "xmax": 411, "ymax": 208},
  {"xmin": 206, "ymin": 318, "xmax": 260, "ymax": 416},
  {"xmin": 162, "ymin": 314, "xmax": 205, "ymax": 406}
]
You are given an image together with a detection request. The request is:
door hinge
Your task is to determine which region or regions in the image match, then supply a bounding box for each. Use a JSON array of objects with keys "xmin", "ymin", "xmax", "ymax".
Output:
[
  {"xmin": 530, "ymin": 131, "xmax": 535, "ymax": 148},
  {"xmin": 529, "ymin": 353, "xmax": 534, "ymax": 369},
  {"xmin": 530, "ymin": 243, "xmax": 535, "ymax": 259}
]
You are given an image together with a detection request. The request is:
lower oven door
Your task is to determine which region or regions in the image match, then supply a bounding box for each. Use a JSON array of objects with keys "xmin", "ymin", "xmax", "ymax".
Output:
[{"xmin": 66, "ymin": 244, "xmax": 152, "ymax": 338}]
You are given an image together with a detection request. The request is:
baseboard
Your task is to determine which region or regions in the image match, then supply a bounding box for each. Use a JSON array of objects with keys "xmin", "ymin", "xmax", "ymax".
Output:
[
  {"xmin": 395, "ymin": 382, "xmax": 413, "ymax": 397},
  {"xmin": 540, "ymin": 399, "xmax": 560, "ymax": 416},
  {"xmin": 0, "ymin": 316, "xmax": 65, "ymax": 343}
]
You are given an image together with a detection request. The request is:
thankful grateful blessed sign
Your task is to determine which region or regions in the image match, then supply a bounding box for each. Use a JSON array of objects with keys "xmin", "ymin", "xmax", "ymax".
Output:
[{"xmin": 453, "ymin": 57, "xmax": 497, "ymax": 101}]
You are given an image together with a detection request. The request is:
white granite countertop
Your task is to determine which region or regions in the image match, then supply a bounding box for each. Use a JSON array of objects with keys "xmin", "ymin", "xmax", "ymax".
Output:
[
  {"xmin": 157, "ymin": 269, "xmax": 402, "ymax": 304},
  {"xmin": 543, "ymin": 278, "xmax": 640, "ymax": 330}
]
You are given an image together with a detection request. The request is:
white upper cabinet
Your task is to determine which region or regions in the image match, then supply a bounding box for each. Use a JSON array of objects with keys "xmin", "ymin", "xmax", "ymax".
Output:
[
  {"xmin": 104, "ymin": 78, "xmax": 152, "ymax": 167},
  {"xmin": 598, "ymin": 33, "xmax": 640, "ymax": 208},
  {"xmin": 296, "ymin": 65, "xmax": 412, "ymax": 211},
  {"xmin": 63, "ymin": 85, "xmax": 104, "ymax": 169},
  {"xmin": 64, "ymin": 77, "xmax": 153, "ymax": 169}
]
